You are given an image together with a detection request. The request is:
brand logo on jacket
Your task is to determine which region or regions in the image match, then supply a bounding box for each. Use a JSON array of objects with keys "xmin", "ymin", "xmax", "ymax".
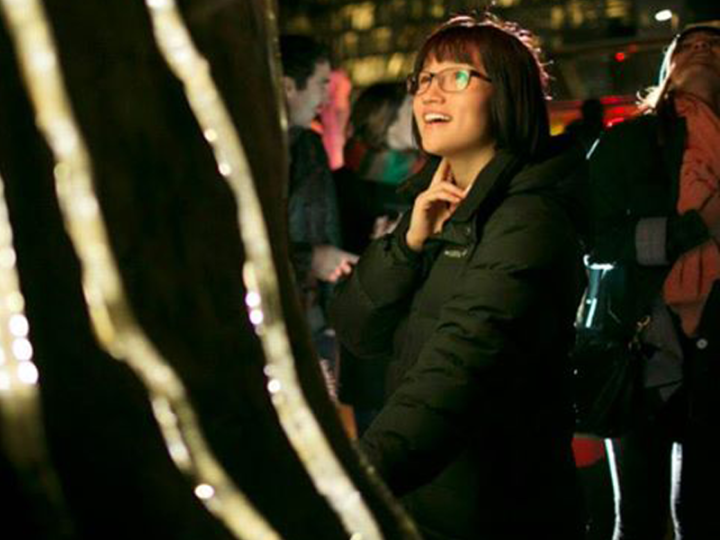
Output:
[{"xmin": 443, "ymin": 247, "xmax": 469, "ymax": 258}]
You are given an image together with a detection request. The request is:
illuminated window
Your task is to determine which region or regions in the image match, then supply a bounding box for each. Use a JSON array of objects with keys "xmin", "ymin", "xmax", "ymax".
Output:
[
  {"xmin": 285, "ymin": 15, "xmax": 312, "ymax": 34},
  {"xmin": 387, "ymin": 52, "xmax": 415, "ymax": 78},
  {"xmin": 567, "ymin": 1, "xmax": 585, "ymax": 27},
  {"xmin": 370, "ymin": 27, "xmax": 392, "ymax": 53},
  {"xmin": 341, "ymin": 2, "xmax": 375, "ymax": 31},
  {"xmin": 606, "ymin": 0, "xmax": 631, "ymax": 19},
  {"xmin": 430, "ymin": 0, "xmax": 445, "ymax": 18},
  {"xmin": 342, "ymin": 32, "xmax": 359, "ymax": 56},
  {"xmin": 348, "ymin": 55, "xmax": 387, "ymax": 85}
]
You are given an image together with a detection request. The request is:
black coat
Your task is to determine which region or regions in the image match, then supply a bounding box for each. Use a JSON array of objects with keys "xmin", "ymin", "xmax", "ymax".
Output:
[
  {"xmin": 330, "ymin": 147, "xmax": 587, "ymax": 539},
  {"xmin": 588, "ymin": 113, "xmax": 720, "ymax": 427}
]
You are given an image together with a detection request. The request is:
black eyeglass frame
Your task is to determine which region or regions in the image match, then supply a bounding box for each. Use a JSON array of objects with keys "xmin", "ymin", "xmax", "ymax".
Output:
[{"xmin": 406, "ymin": 67, "xmax": 492, "ymax": 96}]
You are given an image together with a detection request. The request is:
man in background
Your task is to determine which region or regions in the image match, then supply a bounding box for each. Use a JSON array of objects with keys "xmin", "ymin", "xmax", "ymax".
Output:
[{"xmin": 280, "ymin": 35, "xmax": 358, "ymax": 398}]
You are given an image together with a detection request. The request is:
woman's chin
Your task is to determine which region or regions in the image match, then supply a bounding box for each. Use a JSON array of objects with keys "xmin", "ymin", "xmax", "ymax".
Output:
[{"xmin": 420, "ymin": 142, "xmax": 451, "ymax": 157}]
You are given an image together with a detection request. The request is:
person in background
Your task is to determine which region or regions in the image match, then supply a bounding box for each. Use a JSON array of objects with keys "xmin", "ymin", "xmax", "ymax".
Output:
[
  {"xmin": 336, "ymin": 83, "xmax": 424, "ymax": 261},
  {"xmin": 562, "ymin": 97, "xmax": 605, "ymax": 153},
  {"xmin": 588, "ymin": 21, "xmax": 720, "ymax": 540},
  {"xmin": 279, "ymin": 35, "xmax": 359, "ymax": 397},
  {"xmin": 318, "ymin": 70, "xmax": 353, "ymax": 171},
  {"xmin": 333, "ymin": 82, "xmax": 424, "ymax": 435},
  {"xmin": 330, "ymin": 13, "xmax": 587, "ymax": 540}
]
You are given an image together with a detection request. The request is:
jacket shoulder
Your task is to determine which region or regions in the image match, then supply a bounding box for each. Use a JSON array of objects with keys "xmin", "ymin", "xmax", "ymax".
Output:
[
  {"xmin": 476, "ymin": 193, "xmax": 577, "ymax": 270},
  {"xmin": 289, "ymin": 128, "xmax": 328, "ymax": 167}
]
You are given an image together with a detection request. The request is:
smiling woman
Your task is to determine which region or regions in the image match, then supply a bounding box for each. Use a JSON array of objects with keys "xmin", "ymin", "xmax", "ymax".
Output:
[{"xmin": 330, "ymin": 12, "xmax": 588, "ymax": 540}]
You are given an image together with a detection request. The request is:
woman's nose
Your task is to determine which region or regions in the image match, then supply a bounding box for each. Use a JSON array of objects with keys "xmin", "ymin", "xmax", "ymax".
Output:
[
  {"xmin": 692, "ymin": 39, "xmax": 710, "ymax": 50},
  {"xmin": 422, "ymin": 80, "xmax": 444, "ymax": 103}
]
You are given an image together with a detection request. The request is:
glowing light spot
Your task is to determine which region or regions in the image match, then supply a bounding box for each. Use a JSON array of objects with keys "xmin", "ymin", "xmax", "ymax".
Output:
[
  {"xmin": 12, "ymin": 338, "xmax": 33, "ymax": 361},
  {"xmin": 194, "ymin": 483, "xmax": 215, "ymax": 500},
  {"xmin": 245, "ymin": 291, "xmax": 261, "ymax": 308},
  {"xmin": 267, "ymin": 379, "xmax": 281, "ymax": 394},
  {"xmin": 17, "ymin": 362, "xmax": 39, "ymax": 385},
  {"xmin": 54, "ymin": 163, "xmax": 71, "ymax": 180},
  {"xmin": 77, "ymin": 196, "xmax": 99, "ymax": 218},
  {"xmin": 0, "ymin": 247, "xmax": 16, "ymax": 268},
  {"xmin": 9, "ymin": 314, "xmax": 29, "ymax": 337},
  {"xmin": 655, "ymin": 9, "xmax": 673, "ymax": 22},
  {"xmin": 6, "ymin": 292, "xmax": 24, "ymax": 312},
  {"xmin": 249, "ymin": 308, "xmax": 264, "ymax": 326},
  {"xmin": 31, "ymin": 50, "xmax": 56, "ymax": 71},
  {"xmin": 614, "ymin": 51, "xmax": 626, "ymax": 62},
  {"xmin": 55, "ymin": 126, "xmax": 79, "ymax": 155},
  {"xmin": 168, "ymin": 441, "xmax": 190, "ymax": 464},
  {"xmin": 218, "ymin": 162, "xmax": 232, "ymax": 176},
  {"xmin": 203, "ymin": 129, "xmax": 218, "ymax": 142}
]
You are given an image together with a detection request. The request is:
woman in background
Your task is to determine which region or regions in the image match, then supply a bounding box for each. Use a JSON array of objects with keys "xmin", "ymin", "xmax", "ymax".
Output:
[
  {"xmin": 588, "ymin": 21, "xmax": 720, "ymax": 540},
  {"xmin": 335, "ymin": 82, "xmax": 423, "ymax": 254}
]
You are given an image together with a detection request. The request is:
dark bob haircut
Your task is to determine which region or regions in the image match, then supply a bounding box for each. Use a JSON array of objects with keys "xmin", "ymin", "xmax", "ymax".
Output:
[{"xmin": 410, "ymin": 14, "xmax": 550, "ymax": 159}]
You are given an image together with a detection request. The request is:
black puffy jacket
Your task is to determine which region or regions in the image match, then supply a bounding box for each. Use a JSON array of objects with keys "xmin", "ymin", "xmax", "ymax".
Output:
[{"xmin": 330, "ymin": 147, "xmax": 587, "ymax": 539}]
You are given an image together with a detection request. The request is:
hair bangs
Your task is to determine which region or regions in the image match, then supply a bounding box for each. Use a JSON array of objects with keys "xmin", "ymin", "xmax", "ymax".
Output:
[{"xmin": 414, "ymin": 26, "xmax": 485, "ymax": 73}]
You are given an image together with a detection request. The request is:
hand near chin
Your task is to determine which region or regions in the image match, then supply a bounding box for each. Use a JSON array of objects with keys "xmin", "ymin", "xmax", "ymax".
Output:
[{"xmin": 405, "ymin": 159, "xmax": 466, "ymax": 252}]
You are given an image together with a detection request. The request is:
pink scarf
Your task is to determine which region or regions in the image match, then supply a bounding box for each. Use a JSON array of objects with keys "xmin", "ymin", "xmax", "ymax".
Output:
[{"xmin": 663, "ymin": 94, "xmax": 720, "ymax": 336}]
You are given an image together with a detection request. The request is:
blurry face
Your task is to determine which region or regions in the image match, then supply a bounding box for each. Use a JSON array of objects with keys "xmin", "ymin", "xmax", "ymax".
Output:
[
  {"xmin": 669, "ymin": 30, "xmax": 720, "ymax": 94},
  {"xmin": 412, "ymin": 55, "xmax": 494, "ymax": 159},
  {"xmin": 386, "ymin": 96, "xmax": 415, "ymax": 150},
  {"xmin": 285, "ymin": 60, "xmax": 331, "ymax": 128}
]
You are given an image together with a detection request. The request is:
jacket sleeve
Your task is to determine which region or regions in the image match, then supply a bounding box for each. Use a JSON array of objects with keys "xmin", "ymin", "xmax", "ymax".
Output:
[
  {"xmin": 359, "ymin": 198, "xmax": 576, "ymax": 495},
  {"xmin": 328, "ymin": 213, "xmax": 424, "ymax": 360},
  {"xmin": 588, "ymin": 122, "xmax": 710, "ymax": 266}
]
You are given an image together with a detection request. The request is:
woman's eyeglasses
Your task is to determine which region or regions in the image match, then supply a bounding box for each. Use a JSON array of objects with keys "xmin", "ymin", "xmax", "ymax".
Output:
[{"xmin": 406, "ymin": 67, "xmax": 492, "ymax": 96}]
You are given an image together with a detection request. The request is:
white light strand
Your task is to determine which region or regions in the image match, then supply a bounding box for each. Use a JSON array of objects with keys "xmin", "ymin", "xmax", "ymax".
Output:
[
  {"xmin": 143, "ymin": 2, "xmax": 393, "ymax": 540},
  {"xmin": 0, "ymin": 176, "xmax": 41, "ymax": 396},
  {"xmin": 0, "ymin": 171, "xmax": 66, "ymax": 519},
  {"xmin": 0, "ymin": 1, "xmax": 280, "ymax": 539}
]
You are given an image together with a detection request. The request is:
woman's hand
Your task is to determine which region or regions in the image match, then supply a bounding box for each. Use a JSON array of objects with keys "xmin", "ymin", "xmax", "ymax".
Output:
[{"xmin": 405, "ymin": 160, "xmax": 466, "ymax": 252}]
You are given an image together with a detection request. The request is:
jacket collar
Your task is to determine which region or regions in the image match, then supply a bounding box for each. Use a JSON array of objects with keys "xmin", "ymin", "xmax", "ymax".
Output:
[
  {"xmin": 400, "ymin": 150, "xmax": 523, "ymax": 220},
  {"xmin": 399, "ymin": 150, "xmax": 524, "ymax": 246},
  {"xmin": 450, "ymin": 150, "xmax": 524, "ymax": 223}
]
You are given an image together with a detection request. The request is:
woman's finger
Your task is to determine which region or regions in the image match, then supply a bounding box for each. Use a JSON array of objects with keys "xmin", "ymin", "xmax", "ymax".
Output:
[
  {"xmin": 429, "ymin": 158, "xmax": 451, "ymax": 186},
  {"xmin": 426, "ymin": 182, "xmax": 465, "ymax": 199},
  {"xmin": 418, "ymin": 190, "xmax": 464, "ymax": 207}
]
